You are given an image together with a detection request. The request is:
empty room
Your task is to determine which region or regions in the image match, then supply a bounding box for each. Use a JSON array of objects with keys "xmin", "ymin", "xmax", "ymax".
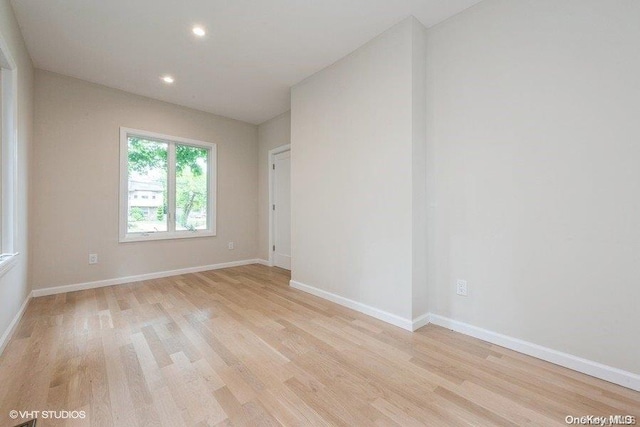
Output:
[{"xmin": 1, "ymin": 0, "xmax": 639, "ymax": 426}]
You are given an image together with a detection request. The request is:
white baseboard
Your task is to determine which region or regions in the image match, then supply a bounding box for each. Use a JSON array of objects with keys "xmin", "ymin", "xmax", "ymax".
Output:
[
  {"xmin": 23, "ymin": 265, "xmax": 640, "ymax": 392},
  {"xmin": 411, "ymin": 313, "xmax": 430, "ymax": 331},
  {"xmin": 0, "ymin": 291, "xmax": 32, "ymax": 356},
  {"xmin": 290, "ymin": 280, "xmax": 414, "ymax": 331},
  {"xmin": 255, "ymin": 259, "xmax": 273, "ymax": 267},
  {"xmin": 31, "ymin": 259, "xmax": 264, "ymax": 297},
  {"xmin": 428, "ymin": 314, "xmax": 640, "ymax": 392},
  {"xmin": 286, "ymin": 280, "xmax": 640, "ymax": 391}
]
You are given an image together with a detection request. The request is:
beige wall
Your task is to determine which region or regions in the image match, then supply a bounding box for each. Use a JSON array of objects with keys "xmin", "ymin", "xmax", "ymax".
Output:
[
  {"xmin": 31, "ymin": 70, "xmax": 258, "ymax": 289},
  {"xmin": 257, "ymin": 111, "xmax": 290, "ymax": 261},
  {"xmin": 291, "ymin": 18, "xmax": 427, "ymax": 322},
  {"xmin": 411, "ymin": 20, "xmax": 428, "ymax": 319},
  {"xmin": 426, "ymin": 0, "xmax": 640, "ymax": 374},
  {"xmin": 0, "ymin": 0, "xmax": 34, "ymax": 342}
]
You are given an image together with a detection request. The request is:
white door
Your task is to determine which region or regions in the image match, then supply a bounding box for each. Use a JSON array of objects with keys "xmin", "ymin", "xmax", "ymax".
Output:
[{"xmin": 273, "ymin": 150, "xmax": 291, "ymax": 270}]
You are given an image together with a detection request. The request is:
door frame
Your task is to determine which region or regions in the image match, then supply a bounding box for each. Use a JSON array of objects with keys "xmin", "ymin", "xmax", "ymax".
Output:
[{"xmin": 268, "ymin": 144, "xmax": 291, "ymax": 267}]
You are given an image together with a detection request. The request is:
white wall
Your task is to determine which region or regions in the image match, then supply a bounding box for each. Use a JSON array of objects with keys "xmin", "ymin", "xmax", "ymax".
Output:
[
  {"xmin": 291, "ymin": 17, "xmax": 427, "ymax": 322},
  {"xmin": 426, "ymin": 0, "xmax": 640, "ymax": 374},
  {"xmin": 0, "ymin": 0, "xmax": 33, "ymax": 344},
  {"xmin": 411, "ymin": 21, "xmax": 428, "ymax": 318},
  {"xmin": 31, "ymin": 70, "xmax": 258, "ymax": 289},
  {"xmin": 257, "ymin": 111, "xmax": 290, "ymax": 261}
]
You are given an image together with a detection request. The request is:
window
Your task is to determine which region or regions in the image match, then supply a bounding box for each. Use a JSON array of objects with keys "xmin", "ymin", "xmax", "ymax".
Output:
[
  {"xmin": 119, "ymin": 127, "xmax": 216, "ymax": 242},
  {"xmin": 0, "ymin": 36, "xmax": 19, "ymax": 276}
]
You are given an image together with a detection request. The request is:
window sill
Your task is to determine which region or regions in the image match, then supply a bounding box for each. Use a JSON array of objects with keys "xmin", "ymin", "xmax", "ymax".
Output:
[
  {"xmin": 0, "ymin": 252, "xmax": 19, "ymax": 278},
  {"xmin": 120, "ymin": 231, "xmax": 216, "ymax": 243}
]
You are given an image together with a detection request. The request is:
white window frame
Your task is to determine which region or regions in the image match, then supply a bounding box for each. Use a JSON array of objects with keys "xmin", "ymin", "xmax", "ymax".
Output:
[
  {"xmin": 119, "ymin": 127, "xmax": 217, "ymax": 243},
  {"xmin": 0, "ymin": 33, "xmax": 19, "ymax": 277}
]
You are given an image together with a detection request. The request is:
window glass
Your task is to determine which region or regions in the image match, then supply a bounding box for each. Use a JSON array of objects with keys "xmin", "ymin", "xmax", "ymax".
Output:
[
  {"xmin": 176, "ymin": 145, "xmax": 209, "ymax": 231},
  {"xmin": 127, "ymin": 137, "xmax": 168, "ymax": 233},
  {"xmin": 121, "ymin": 129, "xmax": 216, "ymax": 241}
]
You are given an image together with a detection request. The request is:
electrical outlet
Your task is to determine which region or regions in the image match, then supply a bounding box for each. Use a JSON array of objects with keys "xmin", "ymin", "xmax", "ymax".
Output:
[
  {"xmin": 228, "ymin": 242, "xmax": 235, "ymax": 250},
  {"xmin": 456, "ymin": 279, "xmax": 468, "ymax": 296},
  {"xmin": 89, "ymin": 253, "xmax": 98, "ymax": 265}
]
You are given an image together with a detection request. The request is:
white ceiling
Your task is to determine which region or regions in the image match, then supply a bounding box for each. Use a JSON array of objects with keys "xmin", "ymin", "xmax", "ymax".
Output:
[{"xmin": 11, "ymin": 0, "xmax": 481, "ymax": 124}]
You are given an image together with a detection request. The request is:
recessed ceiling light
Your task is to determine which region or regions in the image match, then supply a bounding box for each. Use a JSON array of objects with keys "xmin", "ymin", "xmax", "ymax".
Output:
[
  {"xmin": 192, "ymin": 26, "xmax": 206, "ymax": 37},
  {"xmin": 161, "ymin": 75, "xmax": 175, "ymax": 84}
]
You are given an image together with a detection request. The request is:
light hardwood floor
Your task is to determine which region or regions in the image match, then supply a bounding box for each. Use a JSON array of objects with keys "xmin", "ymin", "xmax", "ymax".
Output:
[{"xmin": 1, "ymin": 264, "xmax": 638, "ymax": 426}]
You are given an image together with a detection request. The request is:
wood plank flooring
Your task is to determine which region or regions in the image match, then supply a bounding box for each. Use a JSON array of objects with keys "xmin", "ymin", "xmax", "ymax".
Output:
[{"xmin": 1, "ymin": 264, "xmax": 638, "ymax": 426}]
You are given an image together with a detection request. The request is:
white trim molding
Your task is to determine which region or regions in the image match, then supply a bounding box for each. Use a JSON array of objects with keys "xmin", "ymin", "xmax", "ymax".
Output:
[
  {"xmin": 0, "ymin": 31, "xmax": 19, "ymax": 256},
  {"xmin": 0, "ymin": 252, "xmax": 19, "ymax": 278},
  {"xmin": 286, "ymin": 281, "xmax": 640, "ymax": 392},
  {"xmin": 268, "ymin": 144, "xmax": 291, "ymax": 267},
  {"xmin": 288, "ymin": 280, "xmax": 432, "ymax": 332},
  {"xmin": 411, "ymin": 312, "xmax": 430, "ymax": 331},
  {"xmin": 32, "ymin": 259, "xmax": 263, "ymax": 297},
  {"xmin": 290, "ymin": 280, "xmax": 415, "ymax": 331},
  {"xmin": 427, "ymin": 314, "xmax": 640, "ymax": 392},
  {"xmin": 20, "ymin": 265, "xmax": 640, "ymax": 392},
  {"xmin": 0, "ymin": 291, "xmax": 31, "ymax": 356}
]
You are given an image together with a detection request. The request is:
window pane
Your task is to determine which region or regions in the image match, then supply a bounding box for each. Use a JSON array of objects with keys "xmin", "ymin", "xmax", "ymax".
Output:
[
  {"xmin": 127, "ymin": 137, "xmax": 168, "ymax": 233},
  {"xmin": 176, "ymin": 145, "xmax": 208, "ymax": 231}
]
